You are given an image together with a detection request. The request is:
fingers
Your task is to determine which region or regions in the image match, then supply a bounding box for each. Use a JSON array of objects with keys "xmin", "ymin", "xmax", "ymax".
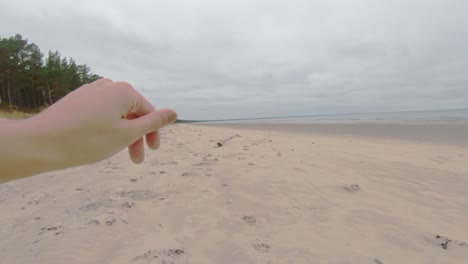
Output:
[
  {"xmin": 124, "ymin": 92, "xmax": 162, "ymax": 149},
  {"xmin": 125, "ymin": 113, "xmax": 145, "ymax": 163},
  {"xmin": 134, "ymin": 93, "xmax": 156, "ymax": 116},
  {"xmin": 131, "ymin": 95, "xmax": 162, "ymax": 149},
  {"xmin": 115, "ymin": 81, "xmax": 177, "ymax": 162},
  {"xmin": 142, "ymin": 109, "xmax": 178, "ymax": 134},
  {"xmin": 123, "ymin": 109, "xmax": 177, "ymax": 137},
  {"xmin": 145, "ymin": 131, "xmax": 160, "ymax": 150},
  {"xmin": 122, "ymin": 109, "xmax": 176, "ymax": 163},
  {"xmin": 128, "ymin": 137, "xmax": 145, "ymax": 164}
]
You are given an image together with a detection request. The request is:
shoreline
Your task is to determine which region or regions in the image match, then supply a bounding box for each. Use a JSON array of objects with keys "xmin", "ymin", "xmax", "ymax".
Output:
[{"xmin": 196, "ymin": 122, "xmax": 468, "ymax": 147}]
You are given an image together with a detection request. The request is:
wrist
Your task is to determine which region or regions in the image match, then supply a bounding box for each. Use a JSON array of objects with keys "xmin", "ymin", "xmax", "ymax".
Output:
[{"xmin": 0, "ymin": 118, "xmax": 62, "ymax": 182}]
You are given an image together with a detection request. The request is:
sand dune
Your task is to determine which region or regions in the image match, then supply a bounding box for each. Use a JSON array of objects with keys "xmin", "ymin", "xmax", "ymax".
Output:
[{"xmin": 1, "ymin": 124, "xmax": 467, "ymax": 264}]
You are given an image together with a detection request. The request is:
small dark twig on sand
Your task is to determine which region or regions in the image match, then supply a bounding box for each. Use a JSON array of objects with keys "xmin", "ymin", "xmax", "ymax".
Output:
[{"xmin": 216, "ymin": 134, "xmax": 241, "ymax": 147}]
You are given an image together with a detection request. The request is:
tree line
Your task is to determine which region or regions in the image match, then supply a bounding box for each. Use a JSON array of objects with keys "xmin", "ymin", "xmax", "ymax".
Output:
[{"xmin": 0, "ymin": 34, "xmax": 100, "ymax": 112}]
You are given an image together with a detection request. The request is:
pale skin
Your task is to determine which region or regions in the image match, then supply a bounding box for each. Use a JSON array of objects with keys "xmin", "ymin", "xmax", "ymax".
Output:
[{"xmin": 0, "ymin": 78, "xmax": 178, "ymax": 183}]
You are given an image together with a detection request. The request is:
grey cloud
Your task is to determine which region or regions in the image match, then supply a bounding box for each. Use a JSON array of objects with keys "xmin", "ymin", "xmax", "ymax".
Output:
[{"xmin": 1, "ymin": 0, "xmax": 468, "ymax": 119}]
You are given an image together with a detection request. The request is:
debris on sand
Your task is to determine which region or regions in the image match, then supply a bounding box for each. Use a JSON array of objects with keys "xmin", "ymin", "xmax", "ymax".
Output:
[
  {"xmin": 434, "ymin": 234, "xmax": 468, "ymax": 250},
  {"xmin": 436, "ymin": 235, "xmax": 451, "ymax": 249}
]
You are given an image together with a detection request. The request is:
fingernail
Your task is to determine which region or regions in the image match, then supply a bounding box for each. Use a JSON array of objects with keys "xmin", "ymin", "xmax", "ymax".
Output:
[{"xmin": 163, "ymin": 109, "xmax": 178, "ymax": 123}]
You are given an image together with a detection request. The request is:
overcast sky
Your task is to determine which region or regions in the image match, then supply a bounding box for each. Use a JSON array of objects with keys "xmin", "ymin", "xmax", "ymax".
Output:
[{"xmin": 1, "ymin": 0, "xmax": 467, "ymax": 119}]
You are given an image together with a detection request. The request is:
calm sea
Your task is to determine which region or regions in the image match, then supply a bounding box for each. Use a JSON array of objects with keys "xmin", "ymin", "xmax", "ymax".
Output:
[{"xmin": 215, "ymin": 108, "xmax": 468, "ymax": 124}]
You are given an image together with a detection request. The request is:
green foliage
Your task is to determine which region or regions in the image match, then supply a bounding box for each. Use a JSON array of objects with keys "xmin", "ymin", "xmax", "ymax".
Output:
[
  {"xmin": 0, "ymin": 34, "xmax": 101, "ymax": 111},
  {"xmin": 174, "ymin": 119, "xmax": 202, "ymax": 123}
]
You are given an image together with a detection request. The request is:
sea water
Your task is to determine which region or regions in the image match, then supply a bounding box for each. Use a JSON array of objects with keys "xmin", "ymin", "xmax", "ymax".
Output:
[{"xmin": 220, "ymin": 108, "xmax": 468, "ymax": 124}]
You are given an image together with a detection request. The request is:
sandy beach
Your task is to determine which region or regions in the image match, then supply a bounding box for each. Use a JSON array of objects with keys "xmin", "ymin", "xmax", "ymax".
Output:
[{"xmin": 1, "ymin": 123, "xmax": 468, "ymax": 264}]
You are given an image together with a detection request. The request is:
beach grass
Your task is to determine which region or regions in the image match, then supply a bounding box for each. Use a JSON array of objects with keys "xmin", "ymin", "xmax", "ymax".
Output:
[{"xmin": 0, "ymin": 110, "xmax": 32, "ymax": 120}]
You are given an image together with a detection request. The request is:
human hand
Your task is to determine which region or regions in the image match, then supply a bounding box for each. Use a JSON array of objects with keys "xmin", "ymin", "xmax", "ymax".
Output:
[{"xmin": 28, "ymin": 78, "xmax": 177, "ymax": 169}]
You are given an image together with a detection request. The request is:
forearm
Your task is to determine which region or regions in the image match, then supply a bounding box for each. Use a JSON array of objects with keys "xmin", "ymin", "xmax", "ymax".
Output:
[
  {"xmin": 0, "ymin": 118, "xmax": 61, "ymax": 183},
  {"xmin": 0, "ymin": 80, "xmax": 177, "ymax": 184}
]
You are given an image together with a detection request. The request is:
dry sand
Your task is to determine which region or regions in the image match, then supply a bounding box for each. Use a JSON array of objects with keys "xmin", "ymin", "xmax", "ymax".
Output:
[{"xmin": 1, "ymin": 123, "xmax": 468, "ymax": 264}]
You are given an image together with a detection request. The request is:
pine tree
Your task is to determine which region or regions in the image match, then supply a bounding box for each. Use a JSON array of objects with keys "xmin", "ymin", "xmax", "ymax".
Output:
[{"xmin": 0, "ymin": 34, "xmax": 101, "ymax": 111}]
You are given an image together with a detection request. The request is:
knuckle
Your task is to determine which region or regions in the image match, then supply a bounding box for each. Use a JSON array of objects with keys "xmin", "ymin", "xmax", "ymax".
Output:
[
  {"xmin": 115, "ymin": 81, "xmax": 134, "ymax": 90},
  {"xmin": 160, "ymin": 112, "xmax": 169, "ymax": 126},
  {"xmin": 101, "ymin": 78, "xmax": 113, "ymax": 83},
  {"xmin": 113, "ymin": 81, "xmax": 136, "ymax": 97}
]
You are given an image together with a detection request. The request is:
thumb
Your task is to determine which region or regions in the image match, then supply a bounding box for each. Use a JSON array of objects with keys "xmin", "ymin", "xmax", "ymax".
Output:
[{"xmin": 128, "ymin": 109, "xmax": 178, "ymax": 135}]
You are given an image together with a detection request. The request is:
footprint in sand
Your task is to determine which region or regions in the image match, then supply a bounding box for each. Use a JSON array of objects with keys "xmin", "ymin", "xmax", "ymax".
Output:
[
  {"xmin": 432, "ymin": 156, "xmax": 449, "ymax": 164},
  {"xmin": 38, "ymin": 225, "xmax": 64, "ymax": 236},
  {"xmin": 192, "ymin": 162, "xmax": 211, "ymax": 166},
  {"xmin": 252, "ymin": 240, "xmax": 271, "ymax": 253},
  {"xmin": 121, "ymin": 201, "xmax": 135, "ymax": 208},
  {"xmin": 87, "ymin": 212, "xmax": 128, "ymax": 226},
  {"xmin": 80, "ymin": 198, "xmax": 114, "ymax": 211},
  {"xmin": 81, "ymin": 190, "xmax": 164, "ymax": 212},
  {"xmin": 252, "ymin": 138, "xmax": 272, "ymax": 146},
  {"xmin": 344, "ymin": 184, "xmax": 360, "ymax": 192},
  {"xmin": 181, "ymin": 172, "xmax": 197, "ymax": 177},
  {"xmin": 132, "ymin": 249, "xmax": 185, "ymax": 263},
  {"xmin": 242, "ymin": 215, "xmax": 257, "ymax": 225},
  {"xmin": 22, "ymin": 191, "xmax": 54, "ymax": 210},
  {"xmin": 88, "ymin": 219, "xmax": 101, "ymax": 225},
  {"xmin": 115, "ymin": 190, "xmax": 164, "ymax": 201},
  {"xmin": 161, "ymin": 161, "xmax": 179, "ymax": 166},
  {"xmin": 105, "ymin": 216, "xmax": 117, "ymax": 226}
]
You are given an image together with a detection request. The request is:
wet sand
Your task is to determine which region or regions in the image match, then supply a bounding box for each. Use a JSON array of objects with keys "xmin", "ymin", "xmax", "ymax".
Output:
[
  {"xmin": 1, "ymin": 123, "xmax": 468, "ymax": 263},
  {"xmin": 201, "ymin": 122, "xmax": 468, "ymax": 146}
]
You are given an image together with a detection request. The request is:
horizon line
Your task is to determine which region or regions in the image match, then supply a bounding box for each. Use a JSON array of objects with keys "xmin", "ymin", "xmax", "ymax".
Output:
[{"xmin": 176, "ymin": 107, "xmax": 468, "ymax": 123}]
